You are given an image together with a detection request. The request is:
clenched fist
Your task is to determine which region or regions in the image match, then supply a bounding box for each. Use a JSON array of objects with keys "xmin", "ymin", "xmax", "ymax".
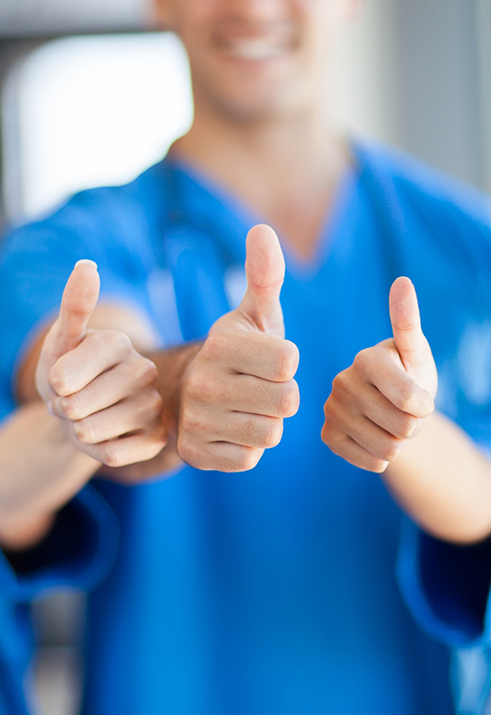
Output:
[
  {"xmin": 322, "ymin": 277, "xmax": 437, "ymax": 472},
  {"xmin": 177, "ymin": 224, "xmax": 300, "ymax": 471}
]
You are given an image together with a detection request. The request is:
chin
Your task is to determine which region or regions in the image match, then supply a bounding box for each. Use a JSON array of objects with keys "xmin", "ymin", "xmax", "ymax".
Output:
[
  {"xmin": 216, "ymin": 95, "xmax": 289, "ymax": 122},
  {"xmin": 190, "ymin": 51, "xmax": 307, "ymax": 121},
  {"xmin": 200, "ymin": 75, "xmax": 304, "ymax": 123}
]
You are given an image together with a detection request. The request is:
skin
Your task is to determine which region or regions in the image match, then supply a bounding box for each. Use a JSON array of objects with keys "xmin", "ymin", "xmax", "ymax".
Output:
[
  {"xmin": 322, "ymin": 277, "xmax": 491, "ymax": 543},
  {"xmin": 4, "ymin": 0, "xmax": 491, "ymax": 549}
]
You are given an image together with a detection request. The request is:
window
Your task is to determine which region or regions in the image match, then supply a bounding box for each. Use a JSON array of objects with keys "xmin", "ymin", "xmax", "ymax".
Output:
[{"xmin": 2, "ymin": 32, "xmax": 193, "ymax": 223}]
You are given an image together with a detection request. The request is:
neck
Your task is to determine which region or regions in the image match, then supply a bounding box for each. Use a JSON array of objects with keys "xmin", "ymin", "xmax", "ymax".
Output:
[{"xmin": 171, "ymin": 101, "xmax": 351, "ymax": 260}]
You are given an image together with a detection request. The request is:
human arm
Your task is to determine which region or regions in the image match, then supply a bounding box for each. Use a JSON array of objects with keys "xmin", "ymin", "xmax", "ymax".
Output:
[
  {"xmin": 0, "ymin": 402, "xmax": 98, "ymax": 550},
  {"xmin": 321, "ymin": 277, "xmax": 491, "ymax": 544},
  {"xmin": 2, "ymin": 260, "xmax": 168, "ymax": 547}
]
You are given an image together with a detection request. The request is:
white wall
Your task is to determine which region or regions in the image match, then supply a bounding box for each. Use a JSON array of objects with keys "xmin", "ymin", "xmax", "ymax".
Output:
[{"xmin": 2, "ymin": 32, "xmax": 193, "ymax": 222}]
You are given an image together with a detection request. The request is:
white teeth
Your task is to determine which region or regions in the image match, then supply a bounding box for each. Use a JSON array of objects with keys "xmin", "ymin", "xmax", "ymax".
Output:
[{"xmin": 225, "ymin": 38, "xmax": 286, "ymax": 60}]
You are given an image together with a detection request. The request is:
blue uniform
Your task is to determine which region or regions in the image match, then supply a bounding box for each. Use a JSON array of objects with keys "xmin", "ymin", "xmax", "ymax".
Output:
[
  {"xmin": 2, "ymin": 140, "xmax": 491, "ymax": 714},
  {"xmin": 0, "ymin": 398, "xmax": 118, "ymax": 715}
]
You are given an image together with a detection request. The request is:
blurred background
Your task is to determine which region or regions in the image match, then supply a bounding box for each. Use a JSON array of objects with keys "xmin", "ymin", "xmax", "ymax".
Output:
[{"xmin": 0, "ymin": 0, "xmax": 490, "ymax": 713}]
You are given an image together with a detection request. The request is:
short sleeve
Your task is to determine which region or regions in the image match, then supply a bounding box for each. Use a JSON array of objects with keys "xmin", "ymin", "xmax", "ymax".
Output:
[{"xmin": 0, "ymin": 181, "xmax": 164, "ymax": 401}]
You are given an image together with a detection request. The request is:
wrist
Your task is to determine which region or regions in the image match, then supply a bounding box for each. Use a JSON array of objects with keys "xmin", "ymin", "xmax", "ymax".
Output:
[{"xmin": 149, "ymin": 342, "xmax": 203, "ymax": 436}]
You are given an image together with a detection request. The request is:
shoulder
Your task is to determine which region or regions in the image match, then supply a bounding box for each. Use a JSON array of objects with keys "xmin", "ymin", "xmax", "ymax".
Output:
[
  {"xmin": 1, "ymin": 160, "xmax": 171, "ymax": 257},
  {"xmin": 355, "ymin": 139, "xmax": 491, "ymax": 236}
]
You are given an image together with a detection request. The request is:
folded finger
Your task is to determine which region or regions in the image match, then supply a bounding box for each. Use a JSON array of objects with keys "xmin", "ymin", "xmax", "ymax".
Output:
[
  {"xmin": 87, "ymin": 424, "xmax": 168, "ymax": 468},
  {"xmin": 72, "ymin": 388, "xmax": 163, "ymax": 445},
  {"xmin": 49, "ymin": 330, "xmax": 134, "ymax": 397},
  {"xmin": 52, "ymin": 357, "xmax": 158, "ymax": 421},
  {"xmin": 323, "ymin": 427, "xmax": 389, "ymax": 473},
  {"xmin": 188, "ymin": 372, "xmax": 299, "ymax": 419},
  {"xmin": 203, "ymin": 331, "xmax": 299, "ymax": 382},
  {"xmin": 353, "ymin": 381, "xmax": 422, "ymax": 440},
  {"xmin": 357, "ymin": 346, "xmax": 433, "ymax": 418}
]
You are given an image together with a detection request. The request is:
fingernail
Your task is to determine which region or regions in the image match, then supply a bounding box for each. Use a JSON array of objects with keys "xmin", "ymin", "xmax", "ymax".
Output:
[
  {"xmin": 75, "ymin": 259, "xmax": 98, "ymax": 270},
  {"xmin": 47, "ymin": 401, "xmax": 54, "ymax": 416}
]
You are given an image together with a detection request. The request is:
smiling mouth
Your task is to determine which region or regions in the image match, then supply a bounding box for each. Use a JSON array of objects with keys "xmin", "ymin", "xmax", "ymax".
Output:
[{"xmin": 220, "ymin": 36, "xmax": 292, "ymax": 61}]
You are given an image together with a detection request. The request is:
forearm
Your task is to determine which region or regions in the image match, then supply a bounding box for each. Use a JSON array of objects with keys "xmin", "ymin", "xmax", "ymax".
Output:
[
  {"xmin": 385, "ymin": 410, "xmax": 491, "ymax": 544},
  {"xmin": 0, "ymin": 402, "xmax": 100, "ymax": 550}
]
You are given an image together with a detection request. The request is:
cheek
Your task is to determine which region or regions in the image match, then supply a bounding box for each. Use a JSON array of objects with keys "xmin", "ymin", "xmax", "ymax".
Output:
[{"xmin": 160, "ymin": 0, "xmax": 216, "ymax": 34}]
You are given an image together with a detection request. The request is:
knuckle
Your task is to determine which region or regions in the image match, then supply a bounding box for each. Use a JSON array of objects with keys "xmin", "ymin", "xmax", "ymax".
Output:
[
  {"xmin": 320, "ymin": 421, "xmax": 333, "ymax": 446},
  {"xmin": 49, "ymin": 366, "xmax": 71, "ymax": 397},
  {"xmin": 236, "ymin": 448, "xmax": 262, "ymax": 472},
  {"xmin": 201, "ymin": 332, "xmax": 228, "ymax": 362},
  {"xmin": 73, "ymin": 418, "xmax": 97, "ymax": 445},
  {"xmin": 322, "ymin": 428, "xmax": 345, "ymax": 456},
  {"xmin": 263, "ymin": 419, "xmax": 283, "ymax": 449},
  {"xmin": 353, "ymin": 348, "xmax": 372, "ymax": 373},
  {"xmin": 371, "ymin": 458, "xmax": 389, "ymax": 474},
  {"xmin": 140, "ymin": 387, "xmax": 163, "ymax": 418},
  {"xmin": 380, "ymin": 438, "xmax": 403, "ymax": 462},
  {"xmin": 186, "ymin": 369, "xmax": 213, "ymax": 403},
  {"xmin": 275, "ymin": 340, "xmax": 299, "ymax": 381},
  {"xmin": 142, "ymin": 441, "xmax": 165, "ymax": 462},
  {"xmin": 137, "ymin": 357, "xmax": 158, "ymax": 385},
  {"xmin": 278, "ymin": 380, "xmax": 300, "ymax": 417},
  {"xmin": 396, "ymin": 385, "xmax": 418, "ymax": 414},
  {"xmin": 100, "ymin": 444, "xmax": 126, "ymax": 469},
  {"xmin": 59, "ymin": 393, "xmax": 83, "ymax": 420},
  {"xmin": 103, "ymin": 330, "xmax": 133, "ymax": 356},
  {"xmin": 180, "ymin": 407, "xmax": 205, "ymax": 436},
  {"xmin": 331, "ymin": 370, "xmax": 351, "ymax": 397},
  {"xmin": 398, "ymin": 414, "xmax": 418, "ymax": 439}
]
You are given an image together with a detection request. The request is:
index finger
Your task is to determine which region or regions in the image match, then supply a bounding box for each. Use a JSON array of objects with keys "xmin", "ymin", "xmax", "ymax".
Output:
[
  {"xmin": 202, "ymin": 331, "xmax": 299, "ymax": 383},
  {"xmin": 356, "ymin": 344, "xmax": 434, "ymax": 418}
]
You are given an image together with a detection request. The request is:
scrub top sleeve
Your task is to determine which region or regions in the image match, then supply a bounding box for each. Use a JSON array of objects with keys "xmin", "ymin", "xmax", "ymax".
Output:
[
  {"xmin": 397, "ymin": 194, "xmax": 491, "ymax": 651},
  {"xmin": 397, "ymin": 517, "xmax": 491, "ymax": 649},
  {"xmin": 0, "ymin": 485, "xmax": 119, "ymax": 604},
  {"xmin": 0, "ymin": 201, "xmax": 157, "ymax": 400}
]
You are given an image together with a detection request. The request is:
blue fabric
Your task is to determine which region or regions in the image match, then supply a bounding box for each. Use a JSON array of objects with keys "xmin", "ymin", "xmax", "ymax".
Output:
[
  {"xmin": 2, "ymin": 140, "xmax": 491, "ymax": 713},
  {"xmin": 0, "ymin": 398, "xmax": 119, "ymax": 715}
]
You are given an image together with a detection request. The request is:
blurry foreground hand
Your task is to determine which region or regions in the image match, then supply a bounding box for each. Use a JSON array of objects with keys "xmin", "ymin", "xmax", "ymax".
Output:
[{"xmin": 322, "ymin": 277, "xmax": 437, "ymax": 472}]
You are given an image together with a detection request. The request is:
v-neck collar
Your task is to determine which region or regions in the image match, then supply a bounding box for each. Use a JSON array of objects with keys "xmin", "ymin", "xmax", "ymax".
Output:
[{"xmin": 160, "ymin": 140, "xmax": 368, "ymax": 278}]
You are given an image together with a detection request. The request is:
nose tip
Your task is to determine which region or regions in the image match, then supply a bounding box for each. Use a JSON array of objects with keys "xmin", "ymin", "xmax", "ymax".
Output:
[{"xmin": 221, "ymin": 0, "xmax": 291, "ymax": 23}]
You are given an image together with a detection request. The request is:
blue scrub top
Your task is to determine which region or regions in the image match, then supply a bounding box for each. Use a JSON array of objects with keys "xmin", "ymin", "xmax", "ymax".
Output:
[{"xmin": 2, "ymin": 140, "xmax": 491, "ymax": 714}]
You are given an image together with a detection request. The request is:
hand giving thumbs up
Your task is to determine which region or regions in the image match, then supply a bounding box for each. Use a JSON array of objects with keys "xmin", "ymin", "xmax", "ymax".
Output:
[
  {"xmin": 321, "ymin": 277, "xmax": 437, "ymax": 472},
  {"xmin": 36, "ymin": 260, "xmax": 167, "ymax": 467},
  {"xmin": 177, "ymin": 224, "xmax": 300, "ymax": 471}
]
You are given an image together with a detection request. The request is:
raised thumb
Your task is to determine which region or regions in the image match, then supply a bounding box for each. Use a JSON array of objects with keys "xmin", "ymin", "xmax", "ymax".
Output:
[
  {"xmin": 389, "ymin": 276, "xmax": 428, "ymax": 369},
  {"xmin": 39, "ymin": 260, "xmax": 100, "ymax": 382},
  {"xmin": 239, "ymin": 224, "xmax": 285, "ymax": 337}
]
